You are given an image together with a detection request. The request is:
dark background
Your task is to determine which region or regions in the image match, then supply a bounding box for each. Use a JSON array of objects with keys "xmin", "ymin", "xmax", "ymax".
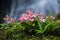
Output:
[{"xmin": 0, "ymin": 0, "xmax": 11, "ymax": 23}]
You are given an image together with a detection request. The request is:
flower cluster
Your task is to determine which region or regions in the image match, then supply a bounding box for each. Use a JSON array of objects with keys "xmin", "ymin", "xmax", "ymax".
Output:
[
  {"xmin": 3, "ymin": 15, "xmax": 16, "ymax": 23},
  {"xmin": 19, "ymin": 10, "xmax": 36, "ymax": 22},
  {"xmin": 3, "ymin": 10, "xmax": 55, "ymax": 23},
  {"xmin": 7, "ymin": 17, "xmax": 16, "ymax": 24},
  {"xmin": 2, "ymin": 10, "xmax": 58, "ymax": 36}
]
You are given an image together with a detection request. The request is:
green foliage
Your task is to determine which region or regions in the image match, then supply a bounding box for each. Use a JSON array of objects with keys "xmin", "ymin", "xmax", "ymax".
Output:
[
  {"xmin": 0, "ymin": 18, "xmax": 60, "ymax": 36},
  {"xmin": 0, "ymin": 12, "xmax": 60, "ymax": 39}
]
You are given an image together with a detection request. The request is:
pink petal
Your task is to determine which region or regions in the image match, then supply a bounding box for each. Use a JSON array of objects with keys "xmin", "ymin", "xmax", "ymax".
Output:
[
  {"xmin": 42, "ymin": 19, "xmax": 46, "ymax": 22},
  {"xmin": 29, "ymin": 13, "xmax": 36, "ymax": 18},
  {"xmin": 40, "ymin": 19, "xmax": 46, "ymax": 22},
  {"xmin": 26, "ymin": 10, "xmax": 33, "ymax": 14},
  {"xmin": 29, "ymin": 18, "xmax": 34, "ymax": 21},
  {"xmin": 40, "ymin": 17, "xmax": 44, "ymax": 19}
]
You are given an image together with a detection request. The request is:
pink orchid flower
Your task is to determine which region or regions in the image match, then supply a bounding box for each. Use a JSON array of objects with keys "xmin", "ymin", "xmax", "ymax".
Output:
[
  {"xmin": 18, "ymin": 14, "xmax": 29, "ymax": 22},
  {"xmin": 26, "ymin": 10, "xmax": 33, "ymax": 14},
  {"xmin": 28, "ymin": 17, "xmax": 34, "ymax": 22},
  {"xmin": 40, "ymin": 16, "xmax": 44, "ymax": 19},
  {"xmin": 7, "ymin": 18, "xmax": 13, "ymax": 23},
  {"xmin": 19, "ymin": 17, "xmax": 26, "ymax": 22},
  {"xmin": 13, "ymin": 17, "xmax": 16, "ymax": 21},
  {"xmin": 40, "ymin": 18, "xmax": 46, "ymax": 22},
  {"xmin": 26, "ymin": 10, "xmax": 36, "ymax": 22},
  {"xmin": 39, "ymin": 13, "xmax": 45, "ymax": 17},
  {"xmin": 29, "ymin": 13, "xmax": 36, "ymax": 18},
  {"xmin": 9, "ymin": 18, "xmax": 13, "ymax": 22},
  {"xmin": 27, "ymin": 10, "xmax": 36, "ymax": 18}
]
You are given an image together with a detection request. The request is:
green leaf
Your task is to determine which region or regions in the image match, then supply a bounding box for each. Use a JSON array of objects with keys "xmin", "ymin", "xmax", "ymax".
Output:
[
  {"xmin": 5, "ymin": 28, "xmax": 14, "ymax": 34},
  {"xmin": 0, "ymin": 23, "xmax": 5, "ymax": 27},
  {"xmin": 35, "ymin": 30, "xmax": 42, "ymax": 34},
  {"xmin": 12, "ymin": 25, "xmax": 17, "ymax": 29},
  {"xmin": 29, "ymin": 29, "xmax": 33, "ymax": 32},
  {"xmin": 43, "ymin": 23, "xmax": 51, "ymax": 33},
  {"xmin": 38, "ymin": 22, "xmax": 42, "ymax": 31}
]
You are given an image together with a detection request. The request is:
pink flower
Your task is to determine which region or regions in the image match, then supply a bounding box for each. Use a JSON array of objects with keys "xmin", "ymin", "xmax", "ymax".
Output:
[
  {"xmin": 26, "ymin": 10, "xmax": 32, "ymax": 14},
  {"xmin": 13, "ymin": 17, "xmax": 16, "ymax": 21},
  {"xmin": 19, "ymin": 10, "xmax": 37, "ymax": 22},
  {"xmin": 18, "ymin": 14, "xmax": 29, "ymax": 22},
  {"xmin": 40, "ymin": 18, "xmax": 46, "ymax": 22},
  {"xmin": 8, "ymin": 18, "xmax": 13, "ymax": 22},
  {"xmin": 39, "ymin": 13, "xmax": 45, "ymax": 17},
  {"xmin": 29, "ymin": 13, "xmax": 36, "ymax": 18},
  {"xmin": 7, "ymin": 18, "xmax": 13, "ymax": 23},
  {"xmin": 40, "ymin": 16, "xmax": 44, "ymax": 19},
  {"xmin": 26, "ymin": 10, "xmax": 36, "ymax": 22},
  {"xmin": 28, "ymin": 18, "xmax": 34, "ymax": 22},
  {"xmin": 18, "ymin": 17, "xmax": 25, "ymax": 22},
  {"xmin": 22, "ymin": 13, "xmax": 28, "ymax": 17},
  {"xmin": 35, "ymin": 13, "xmax": 38, "ymax": 16},
  {"xmin": 27, "ymin": 10, "xmax": 36, "ymax": 18}
]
